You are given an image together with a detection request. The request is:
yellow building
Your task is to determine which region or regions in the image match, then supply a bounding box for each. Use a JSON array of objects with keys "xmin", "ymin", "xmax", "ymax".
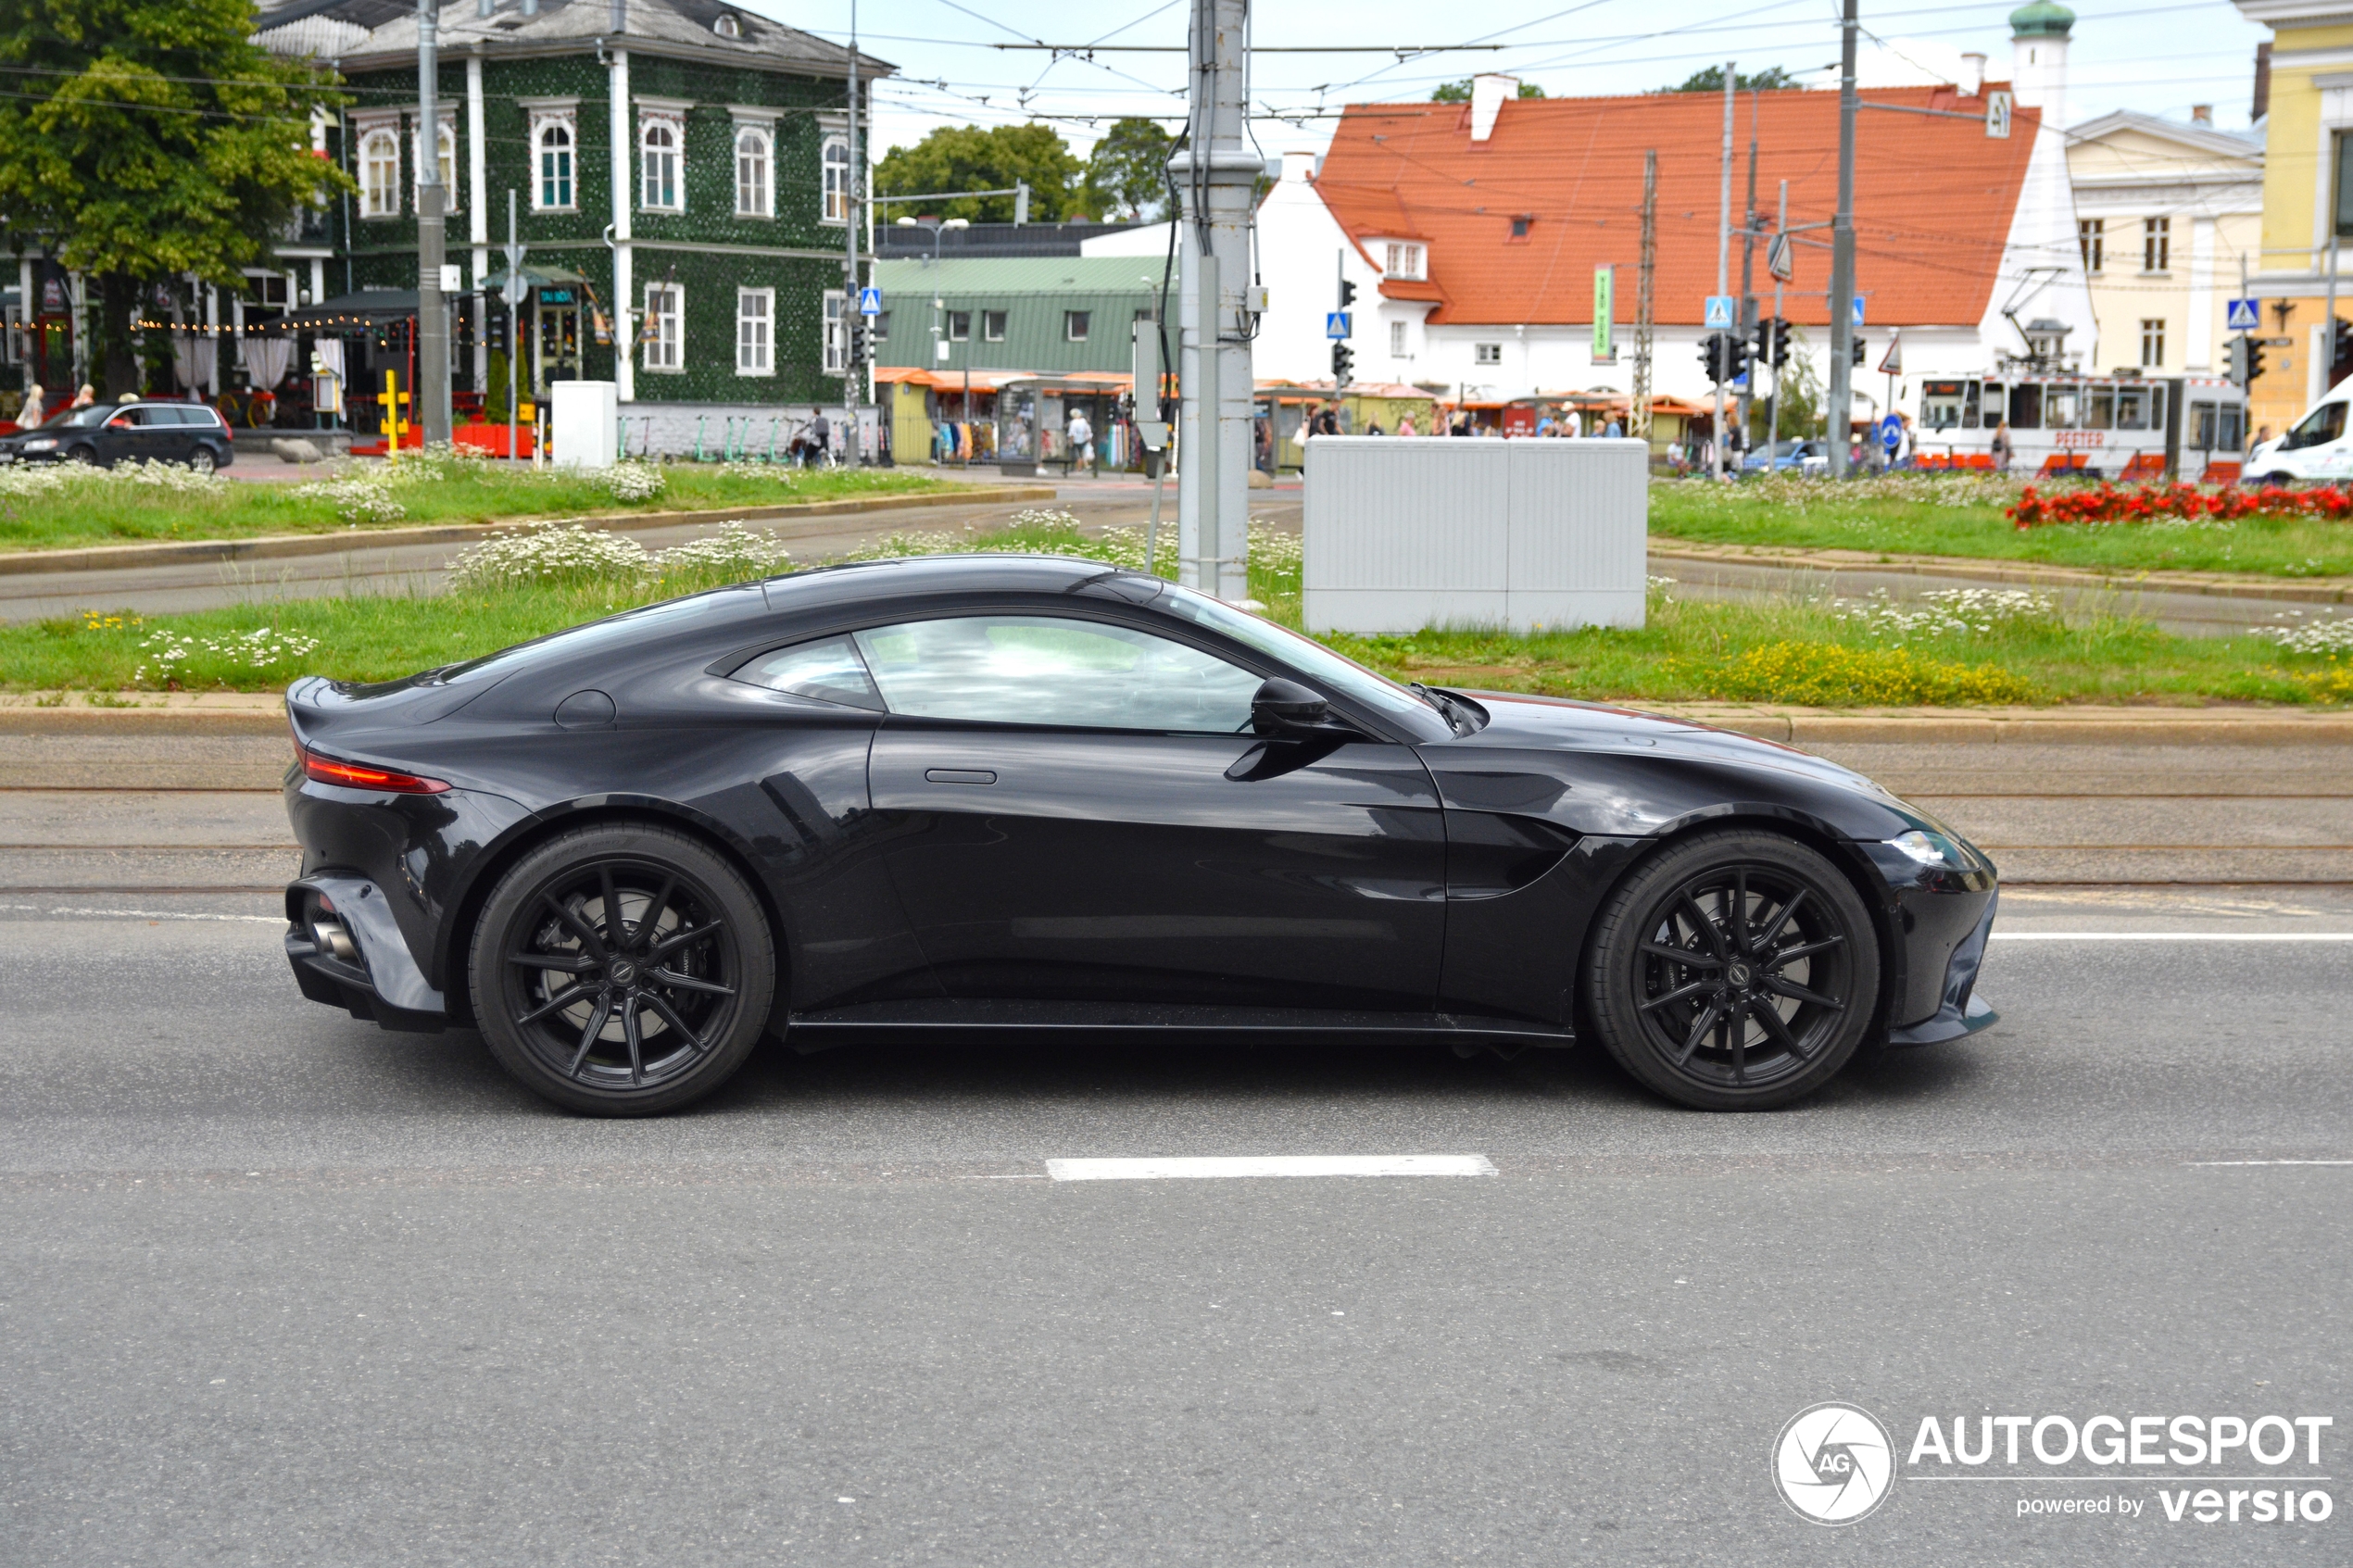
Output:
[
  {"xmin": 2233, "ymin": 1, "xmax": 2353, "ymax": 433},
  {"xmin": 2067, "ymin": 111, "xmax": 2263, "ymax": 391}
]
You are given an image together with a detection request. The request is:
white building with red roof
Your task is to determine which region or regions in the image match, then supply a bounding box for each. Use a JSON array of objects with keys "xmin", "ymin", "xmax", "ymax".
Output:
[{"xmin": 1223, "ymin": 19, "xmax": 2095, "ymax": 431}]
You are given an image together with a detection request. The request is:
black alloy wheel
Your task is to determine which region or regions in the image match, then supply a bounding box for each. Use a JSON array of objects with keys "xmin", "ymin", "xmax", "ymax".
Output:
[
  {"xmin": 1586, "ymin": 828, "xmax": 1880, "ymax": 1110},
  {"xmin": 470, "ymin": 825, "xmax": 775, "ymax": 1116}
]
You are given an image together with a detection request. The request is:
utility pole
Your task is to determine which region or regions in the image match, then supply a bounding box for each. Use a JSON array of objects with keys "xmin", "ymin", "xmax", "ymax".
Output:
[
  {"xmin": 1737, "ymin": 90, "xmax": 1759, "ymax": 450},
  {"xmin": 1630, "ymin": 149, "xmax": 1656, "ymax": 444},
  {"xmin": 844, "ymin": 0, "xmax": 862, "ymax": 466},
  {"xmin": 1768, "ymin": 177, "xmax": 1787, "ymax": 461},
  {"xmin": 1713, "ymin": 61, "xmax": 1732, "ymax": 480},
  {"xmin": 1828, "ymin": 0, "xmax": 1859, "ymax": 477},
  {"xmin": 414, "ymin": 0, "xmax": 450, "ymax": 447},
  {"xmin": 1172, "ymin": 0, "xmax": 1260, "ymax": 605}
]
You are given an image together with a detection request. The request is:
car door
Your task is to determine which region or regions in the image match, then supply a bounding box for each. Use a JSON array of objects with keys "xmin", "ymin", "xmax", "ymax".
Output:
[
  {"xmin": 95, "ymin": 407, "xmax": 145, "ymax": 464},
  {"xmin": 856, "ymin": 610, "xmax": 1448, "ymax": 1013}
]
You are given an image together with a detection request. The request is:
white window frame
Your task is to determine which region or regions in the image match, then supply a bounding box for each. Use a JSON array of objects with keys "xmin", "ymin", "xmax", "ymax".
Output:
[
  {"xmin": 737, "ymin": 286, "xmax": 774, "ymax": 376},
  {"xmin": 525, "ymin": 103, "xmax": 579, "ymax": 213},
  {"xmin": 822, "ymin": 134, "xmax": 851, "ymax": 226},
  {"xmin": 2139, "ymin": 317, "xmax": 2167, "ymax": 368},
  {"xmin": 412, "ymin": 115, "xmax": 458, "ymax": 216},
  {"xmin": 2079, "ymin": 217, "xmax": 2104, "ymax": 273},
  {"xmin": 1064, "ymin": 309, "xmax": 1090, "ymax": 343},
  {"xmin": 1389, "ymin": 320, "xmax": 1407, "ymax": 356},
  {"xmin": 357, "ymin": 121, "xmax": 401, "ymax": 220},
  {"xmin": 824, "ymin": 289, "xmax": 848, "ymax": 374},
  {"xmin": 1377, "ymin": 240, "xmax": 1426, "ymax": 281},
  {"xmin": 643, "ymin": 282, "xmax": 684, "ymax": 372},
  {"xmin": 1474, "ymin": 343, "xmax": 1503, "ymax": 366},
  {"xmin": 2143, "ymin": 215, "xmax": 2171, "ymax": 274},
  {"xmin": 639, "ymin": 111, "xmax": 685, "ymax": 213},
  {"xmin": 733, "ymin": 122, "xmax": 774, "ymax": 218}
]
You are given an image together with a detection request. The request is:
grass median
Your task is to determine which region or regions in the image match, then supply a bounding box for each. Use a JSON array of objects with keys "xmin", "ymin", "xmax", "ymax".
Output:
[
  {"xmin": 1653, "ymin": 473, "xmax": 2353, "ymax": 579},
  {"xmin": 6, "ymin": 513, "xmax": 2348, "ymax": 708},
  {"xmin": 0, "ymin": 448, "xmax": 966, "ymax": 553}
]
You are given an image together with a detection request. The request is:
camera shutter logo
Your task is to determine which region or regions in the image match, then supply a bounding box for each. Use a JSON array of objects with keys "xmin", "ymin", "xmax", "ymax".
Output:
[{"xmin": 1773, "ymin": 1402, "xmax": 1896, "ymax": 1524}]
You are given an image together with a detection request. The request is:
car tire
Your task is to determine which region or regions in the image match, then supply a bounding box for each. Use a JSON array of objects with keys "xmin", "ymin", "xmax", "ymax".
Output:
[
  {"xmin": 65, "ymin": 444, "xmax": 97, "ymax": 466},
  {"xmin": 468, "ymin": 824, "xmax": 776, "ymax": 1117},
  {"xmin": 1585, "ymin": 827, "xmax": 1881, "ymax": 1111},
  {"xmin": 187, "ymin": 445, "xmax": 217, "ymax": 476},
  {"xmin": 2259, "ymin": 472, "xmax": 2295, "ymax": 488}
]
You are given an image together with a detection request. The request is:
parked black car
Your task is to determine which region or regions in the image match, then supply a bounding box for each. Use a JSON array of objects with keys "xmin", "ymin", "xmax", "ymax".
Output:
[
  {"xmin": 281, "ymin": 555, "xmax": 2000, "ymax": 1117},
  {"xmin": 0, "ymin": 398, "xmax": 235, "ymax": 472}
]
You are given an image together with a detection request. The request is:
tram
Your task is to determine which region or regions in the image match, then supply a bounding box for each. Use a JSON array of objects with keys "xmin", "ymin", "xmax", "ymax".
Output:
[{"xmin": 1910, "ymin": 371, "xmax": 2246, "ymax": 481}]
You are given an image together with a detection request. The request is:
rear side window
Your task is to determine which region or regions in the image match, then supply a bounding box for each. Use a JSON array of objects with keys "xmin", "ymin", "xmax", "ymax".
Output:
[
  {"xmin": 733, "ymin": 635, "xmax": 883, "ymax": 711},
  {"xmin": 184, "ymin": 406, "xmax": 223, "ymax": 428}
]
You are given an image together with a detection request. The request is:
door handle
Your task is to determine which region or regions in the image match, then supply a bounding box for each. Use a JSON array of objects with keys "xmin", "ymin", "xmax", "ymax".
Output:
[{"xmin": 924, "ymin": 768, "xmax": 997, "ymax": 785}]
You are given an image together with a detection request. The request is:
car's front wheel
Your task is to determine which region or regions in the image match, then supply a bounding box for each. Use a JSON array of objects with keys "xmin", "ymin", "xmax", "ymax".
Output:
[
  {"xmin": 469, "ymin": 824, "xmax": 775, "ymax": 1116},
  {"xmin": 1585, "ymin": 828, "xmax": 1880, "ymax": 1110}
]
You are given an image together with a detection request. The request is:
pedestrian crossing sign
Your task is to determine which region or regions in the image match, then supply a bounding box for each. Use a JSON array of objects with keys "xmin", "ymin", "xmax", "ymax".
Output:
[
  {"xmin": 1704, "ymin": 295, "xmax": 1734, "ymax": 330},
  {"xmin": 2225, "ymin": 298, "xmax": 2259, "ymax": 332},
  {"xmin": 858, "ymin": 286, "xmax": 883, "ymax": 317}
]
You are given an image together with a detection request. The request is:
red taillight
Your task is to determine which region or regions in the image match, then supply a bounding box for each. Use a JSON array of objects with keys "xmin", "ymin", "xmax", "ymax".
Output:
[{"xmin": 298, "ymin": 746, "xmax": 450, "ymax": 795}]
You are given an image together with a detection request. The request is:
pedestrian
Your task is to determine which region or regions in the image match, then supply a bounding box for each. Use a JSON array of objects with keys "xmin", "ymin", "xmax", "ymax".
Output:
[
  {"xmin": 1564, "ymin": 408, "xmax": 1583, "ymax": 440},
  {"xmin": 2253, "ymin": 423, "xmax": 2271, "ymax": 449},
  {"xmin": 808, "ymin": 407, "xmax": 830, "ymax": 466},
  {"xmin": 16, "ymin": 382, "xmax": 43, "ymax": 430},
  {"xmin": 1068, "ymin": 407, "xmax": 1093, "ymax": 471},
  {"xmin": 1397, "ymin": 413, "xmax": 1416, "ymax": 437},
  {"xmin": 1991, "ymin": 419, "xmax": 2014, "ymax": 473},
  {"xmin": 1604, "ymin": 416, "xmax": 1623, "ymax": 439},
  {"xmin": 70, "ymin": 383, "xmax": 95, "ymax": 410},
  {"xmin": 1366, "ymin": 420, "xmax": 1385, "ymax": 436},
  {"xmin": 1895, "ymin": 413, "xmax": 1917, "ymax": 470}
]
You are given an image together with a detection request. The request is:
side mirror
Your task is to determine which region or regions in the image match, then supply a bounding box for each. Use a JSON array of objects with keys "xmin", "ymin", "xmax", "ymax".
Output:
[{"xmin": 1251, "ymin": 677, "xmax": 1329, "ymax": 735}]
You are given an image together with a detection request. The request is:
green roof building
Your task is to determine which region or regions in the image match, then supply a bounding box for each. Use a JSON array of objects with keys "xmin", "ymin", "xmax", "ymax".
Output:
[{"xmin": 871, "ymin": 258, "xmax": 1164, "ymax": 377}]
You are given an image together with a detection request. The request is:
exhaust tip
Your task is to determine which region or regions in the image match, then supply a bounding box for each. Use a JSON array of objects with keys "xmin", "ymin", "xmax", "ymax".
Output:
[{"xmin": 311, "ymin": 921, "xmax": 359, "ymax": 962}]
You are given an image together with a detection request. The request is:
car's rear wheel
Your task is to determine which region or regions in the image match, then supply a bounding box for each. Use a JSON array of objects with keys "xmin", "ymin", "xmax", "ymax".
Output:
[
  {"xmin": 187, "ymin": 445, "xmax": 217, "ymax": 475},
  {"xmin": 469, "ymin": 825, "xmax": 775, "ymax": 1116},
  {"xmin": 1586, "ymin": 828, "xmax": 1880, "ymax": 1110}
]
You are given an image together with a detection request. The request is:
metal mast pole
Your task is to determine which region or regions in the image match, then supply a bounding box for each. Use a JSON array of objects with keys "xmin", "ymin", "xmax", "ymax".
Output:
[
  {"xmin": 844, "ymin": 0, "xmax": 862, "ymax": 465},
  {"xmin": 1172, "ymin": 0, "xmax": 1260, "ymax": 604},
  {"xmin": 1769, "ymin": 177, "xmax": 1786, "ymax": 461},
  {"xmin": 415, "ymin": 0, "xmax": 450, "ymax": 446},
  {"xmin": 1713, "ymin": 61, "xmax": 1732, "ymax": 480},
  {"xmin": 1630, "ymin": 148, "xmax": 1656, "ymax": 444},
  {"xmin": 1738, "ymin": 89, "xmax": 1759, "ymax": 450},
  {"xmin": 1828, "ymin": 0, "xmax": 1858, "ymax": 476}
]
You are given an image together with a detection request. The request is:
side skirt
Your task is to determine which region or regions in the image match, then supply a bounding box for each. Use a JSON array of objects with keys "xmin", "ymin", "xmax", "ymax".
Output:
[{"xmin": 784, "ymin": 997, "xmax": 1577, "ymax": 1047}]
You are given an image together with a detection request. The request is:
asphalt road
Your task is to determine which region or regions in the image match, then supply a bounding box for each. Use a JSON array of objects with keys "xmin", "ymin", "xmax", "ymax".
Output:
[{"xmin": 3, "ymin": 734, "xmax": 2348, "ymax": 1566}]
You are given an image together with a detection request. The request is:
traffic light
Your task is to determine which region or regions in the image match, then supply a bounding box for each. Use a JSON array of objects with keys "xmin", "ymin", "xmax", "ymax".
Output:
[
  {"xmin": 1339, "ymin": 279, "xmax": 1357, "ymax": 308},
  {"xmin": 1754, "ymin": 315, "xmax": 1790, "ymax": 370},
  {"xmin": 849, "ymin": 318, "xmax": 870, "ymax": 367},
  {"xmin": 1331, "ymin": 341, "xmax": 1353, "ymax": 385},
  {"xmin": 2333, "ymin": 318, "xmax": 2352, "ymax": 378},
  {"xmin": 2245, "ymin": 336, "xmax": 2268, "ymax": 386},
  {"xmin": 1851, "ymin": 334, "xmax": 1868, "ymax": 367},
  {"xmin": 2227, "ymin": 336, "xmax": 2267, "ymax": 387},
  {"xmin": 1696, "ymin": 331, "xmax": 1749, "ymax": 386}
]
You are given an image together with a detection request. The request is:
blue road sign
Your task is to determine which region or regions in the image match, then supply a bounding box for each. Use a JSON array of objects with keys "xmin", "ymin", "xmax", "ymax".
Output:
[
  {"xmin": 1326, "ymin": 311, "xmax": 1352, "ymax": 340},
  {"xmin": 1730, "ymin": 370, "xmax": 1751, "ymax": 394},
  {"xmin": 1853, "ymin": 295, "xmax": 1867, "ymax": 328},
  {"xmin": 858, "ymin": 286, "xmax": 883, "ymax": 317},
  {"xmin": 2225, "ymin": 297, "xmax": 2260, "ymax": 332},
  {"xmin": 1704, "ymin": 295, "xmax": 1735, "ymax": 330},
  {"xmin": 1881, "ymin": 414, "xmax": 1903, "ymax": 454}
]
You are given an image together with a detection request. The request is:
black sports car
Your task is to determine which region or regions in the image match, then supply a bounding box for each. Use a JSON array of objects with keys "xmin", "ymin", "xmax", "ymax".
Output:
[{"xmin": 282, "ymin": 554, "xmax": 1998, "ymax": 1115}]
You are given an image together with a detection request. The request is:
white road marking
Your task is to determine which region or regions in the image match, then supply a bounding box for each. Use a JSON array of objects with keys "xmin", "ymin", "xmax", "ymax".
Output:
[
  {"xmin": 1045, "ymin": 1154, "xmax": 1497, "ymax": 1182},
  {"xmin": 2189, "ymin": 1160, "xmax": 2353, "ymax": 1167},
  {"xmin": 0, "ymin": 903, "xmax": 279, "ymax": 923},
  {"xmin": 1989, "ymin": 932, "xmax": 2353, "ymax": 941}
]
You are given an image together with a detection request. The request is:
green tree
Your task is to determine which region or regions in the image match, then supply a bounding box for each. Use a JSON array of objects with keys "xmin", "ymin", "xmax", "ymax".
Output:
[
  {"xmin": 0, "ymin": 0, "xmax": 350, "ymax": 395},
  {"xmin": 873, "ymin": 123, "xmax": 1083, "ymax": 225},
  {"xmin": 1082, "ymin": 118, "xmax": 1177, "ymax": 221},
  {"xmin": 1662, "ymin": 64, "xmax": 1796, "ymax": 94},
  {"xmin": 1431, "ymin": 79, "xmax": 1546, "ymax": 102}
]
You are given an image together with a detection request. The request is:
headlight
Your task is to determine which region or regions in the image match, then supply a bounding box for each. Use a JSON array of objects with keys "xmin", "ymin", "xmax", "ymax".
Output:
[
  {"xmin": 1888, "ymin": 828, "xmax": 1968, "ymax": 869},
  {"xmin": 23, "ymin": 438, "xmax": 56, "ymax": 451}
]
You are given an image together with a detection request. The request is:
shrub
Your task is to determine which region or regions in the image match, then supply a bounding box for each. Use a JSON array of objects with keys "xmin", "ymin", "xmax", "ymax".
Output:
[
  {"xmin": 2009, "ymin": 481, "xmax": 2353, "ymax": 528},
  {"xmin": 1686, "ymin": 640, "xmax": 2044, "ymax": 706}
]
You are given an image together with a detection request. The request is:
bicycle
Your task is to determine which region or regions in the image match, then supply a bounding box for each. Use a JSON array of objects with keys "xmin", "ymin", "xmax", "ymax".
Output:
[{"xmin": 215, "ymin": 386, "xmax": 277, "ymax": 429}]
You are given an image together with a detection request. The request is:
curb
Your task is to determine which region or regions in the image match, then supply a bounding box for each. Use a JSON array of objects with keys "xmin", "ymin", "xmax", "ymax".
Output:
[
  {"xmin": 5, "ymin": 695, "xmax": 2349, "ymax": 745},
  {"xmin": 0, "ymin": 485, "xmax": 1061, "ymax": 580},
  {"xmin": 1648, "ymin": 537, "xmax": 2353, "ymax": 606}
]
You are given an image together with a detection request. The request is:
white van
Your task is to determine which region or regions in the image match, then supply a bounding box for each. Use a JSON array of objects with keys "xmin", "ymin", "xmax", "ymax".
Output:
[{"xmin": 2246, "ymin": 383, "xmax": 2353, "ymax": 483}]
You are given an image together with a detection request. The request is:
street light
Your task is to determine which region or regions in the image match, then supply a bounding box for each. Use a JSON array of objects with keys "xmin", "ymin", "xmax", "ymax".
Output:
[{"xmin": 894, "ymin": 215, "xmax": 969, "ymax": 267}]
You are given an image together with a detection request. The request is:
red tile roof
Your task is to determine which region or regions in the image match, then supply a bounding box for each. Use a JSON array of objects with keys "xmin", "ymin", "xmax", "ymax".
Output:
[{"xmin": 1312, "ymin": 86, "xmax": 2041, "ymax": 330}]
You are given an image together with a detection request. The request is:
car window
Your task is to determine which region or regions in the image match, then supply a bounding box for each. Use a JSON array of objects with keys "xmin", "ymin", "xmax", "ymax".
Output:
[
  {"xmin": 733, "ymin": 635, "xmax": 884, "ymax": 711},
  {"xmin": 852, "ymin": 614, "xmax": 1263, "ymax": 733},
  {"xmin": 1152, "ymin": 583, "xmax": 1436, "ymax": 723},
  {"xmin": 134, "ymin": 407, "xmax": 180, "ymax": 426},
  {"xmin": 54, "ymin": 407, "xmax": 109, "ymax": 429}
]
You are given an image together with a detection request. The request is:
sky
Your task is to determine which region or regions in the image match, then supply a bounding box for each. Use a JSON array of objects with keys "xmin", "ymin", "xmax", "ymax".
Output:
[{"xmin": 729, "ymin": 0, "xmax": 2277, "ymax": 167}]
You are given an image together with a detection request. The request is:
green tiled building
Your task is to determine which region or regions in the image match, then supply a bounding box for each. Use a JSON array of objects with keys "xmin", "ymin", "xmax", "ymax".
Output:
[{"xmin": 266, "ymin": 0, "xmax": 886, "ymax": 454}]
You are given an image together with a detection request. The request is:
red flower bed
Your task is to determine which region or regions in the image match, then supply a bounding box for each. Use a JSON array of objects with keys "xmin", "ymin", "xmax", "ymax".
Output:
[{"xmin": 2009, "ymin": 482, "xmax": 2353, "ymax": 528}]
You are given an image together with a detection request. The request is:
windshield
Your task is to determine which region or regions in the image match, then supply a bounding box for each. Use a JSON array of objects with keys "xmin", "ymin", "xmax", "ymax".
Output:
[
  {"xmin": 50, "ymin": 406, "xmax": 111, "ymax": 429},
  {"xmin": 1154, "ymin": 583, "xmax": 1435, "ymax": 722}
]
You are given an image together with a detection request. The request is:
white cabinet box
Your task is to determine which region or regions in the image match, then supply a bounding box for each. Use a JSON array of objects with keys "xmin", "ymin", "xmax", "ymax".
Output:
[
  {"xmin": 1302, "ymin": 437, "xmax": 1647, "ymax": 633},
  {"xmin": 549, "ymin": 380, "xmax": 620, "ymax": 470}
]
